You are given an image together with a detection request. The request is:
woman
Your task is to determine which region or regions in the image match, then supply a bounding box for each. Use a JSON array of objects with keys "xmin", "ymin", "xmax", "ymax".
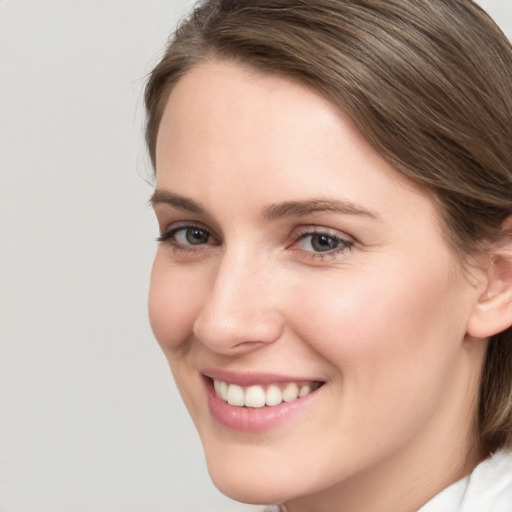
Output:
[{"xmin": 145, "ymin": 1, "xmax": 512, "ymax": 511}]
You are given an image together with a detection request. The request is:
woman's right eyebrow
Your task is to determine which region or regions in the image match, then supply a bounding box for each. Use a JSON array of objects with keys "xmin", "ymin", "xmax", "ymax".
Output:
[{"xmin": 149, "ymin": 189, "xmax": 205, "ymax": 215}]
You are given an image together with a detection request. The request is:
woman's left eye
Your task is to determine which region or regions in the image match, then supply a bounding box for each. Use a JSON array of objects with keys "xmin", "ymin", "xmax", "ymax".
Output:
[{"xmin": 292, "ymin": 230, "xmax": 354, "ymax": 256}]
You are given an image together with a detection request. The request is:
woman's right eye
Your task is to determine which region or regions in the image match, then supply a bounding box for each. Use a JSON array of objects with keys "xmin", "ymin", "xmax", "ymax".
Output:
[{"xmin": 157, "ymin": 225, "xmax": 216, "ymax": 249}]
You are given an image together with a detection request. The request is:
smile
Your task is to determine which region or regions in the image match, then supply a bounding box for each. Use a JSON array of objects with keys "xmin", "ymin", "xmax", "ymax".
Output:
[
  {"xmin": 213, "ymin": 378, "xmax": 323, "ymax": 408},
  {"xmin": 202, "ymin": 370, "xmax": 325, "ymax": 431}
]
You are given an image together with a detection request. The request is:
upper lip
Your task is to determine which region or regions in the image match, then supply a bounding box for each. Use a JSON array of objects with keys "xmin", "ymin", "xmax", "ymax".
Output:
[{"xmin": 201, "ymin": 368, "xmax": 323, "ymax": 387}]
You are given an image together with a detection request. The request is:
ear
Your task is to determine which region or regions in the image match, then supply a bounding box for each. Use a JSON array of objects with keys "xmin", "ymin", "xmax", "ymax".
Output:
[{"xmin": 467, "ymin": 217, "xmax": 512, "ymax": 339}]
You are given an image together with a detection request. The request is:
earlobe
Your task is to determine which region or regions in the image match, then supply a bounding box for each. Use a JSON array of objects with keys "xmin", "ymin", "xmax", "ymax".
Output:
[{"xmin": 467, "ymin": 219, "xmax": 512, "ymax": 339}]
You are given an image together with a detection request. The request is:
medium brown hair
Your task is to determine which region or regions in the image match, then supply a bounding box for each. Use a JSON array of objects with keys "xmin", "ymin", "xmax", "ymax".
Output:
[{"xmin": 145, "ymin": 0, "xmax": 512, "ymax": 453}]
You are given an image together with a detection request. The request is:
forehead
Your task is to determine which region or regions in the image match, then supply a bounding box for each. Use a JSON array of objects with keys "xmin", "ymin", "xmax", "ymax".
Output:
[
  {"xmin": 155, "ymin": 59, "xmax": 354, "ymax": 165},
  {"xmin": 157, "ymin": 61, "xmax": 389, "ymax": 178}
]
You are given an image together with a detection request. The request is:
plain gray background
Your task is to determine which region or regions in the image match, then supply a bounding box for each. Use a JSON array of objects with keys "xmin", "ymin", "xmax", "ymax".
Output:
[{"xmin": 1, "ymin": 1, "xmax": 511, "ymax": 511}]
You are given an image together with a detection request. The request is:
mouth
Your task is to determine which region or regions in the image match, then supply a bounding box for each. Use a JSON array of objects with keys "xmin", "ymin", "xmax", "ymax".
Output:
[
  {"xmin": 201, "ymin": 370, "xmax": 325, "ymax": 432},
  {"xmin": 212, "ymin": 378, "xmax": 323, "ymax": 408}
]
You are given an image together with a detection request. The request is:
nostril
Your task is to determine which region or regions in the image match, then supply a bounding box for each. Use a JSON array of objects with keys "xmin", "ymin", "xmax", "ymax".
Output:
[{"xmin": 231, "ymin": 340, "xmax": 270, "ymax": 351}]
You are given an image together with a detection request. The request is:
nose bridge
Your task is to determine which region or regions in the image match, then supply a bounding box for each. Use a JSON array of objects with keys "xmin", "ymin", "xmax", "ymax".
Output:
[{"xmin": 193, "ymin": 245, "xmax": 283, "ymax": 352}]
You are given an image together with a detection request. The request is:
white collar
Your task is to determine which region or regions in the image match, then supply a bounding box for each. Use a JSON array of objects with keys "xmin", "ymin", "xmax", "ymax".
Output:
[{"xmin": 418, "ymin": 448, "xmax": 512, "ymax": 512}]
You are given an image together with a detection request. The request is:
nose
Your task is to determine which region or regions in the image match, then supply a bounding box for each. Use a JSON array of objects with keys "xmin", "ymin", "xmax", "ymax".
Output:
[{"xmin": 193, "ymin": 249, "xmax": 284, "ymax": 354}]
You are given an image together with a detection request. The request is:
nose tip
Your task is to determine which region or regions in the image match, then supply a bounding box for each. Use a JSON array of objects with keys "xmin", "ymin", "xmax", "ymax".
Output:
[{"xmin": 193, "ymin": 304, "xmax": 284, "ymax": 354}]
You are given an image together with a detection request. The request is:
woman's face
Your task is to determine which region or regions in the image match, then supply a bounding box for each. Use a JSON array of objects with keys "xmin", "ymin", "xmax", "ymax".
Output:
[{"xmin": 149, "ymin": 61, "xmax": 485, "ymax": 510}]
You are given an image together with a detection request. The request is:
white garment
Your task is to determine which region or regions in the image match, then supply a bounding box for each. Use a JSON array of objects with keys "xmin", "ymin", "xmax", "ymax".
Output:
[{"xmin": 418, "ymin": 449, "xmax": 512, "ymax": 512}]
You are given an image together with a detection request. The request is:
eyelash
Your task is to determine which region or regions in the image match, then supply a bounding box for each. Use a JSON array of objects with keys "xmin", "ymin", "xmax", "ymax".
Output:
[{"xmin": 157, "ymin": 224, "xmax": 354, "ymax": 260}]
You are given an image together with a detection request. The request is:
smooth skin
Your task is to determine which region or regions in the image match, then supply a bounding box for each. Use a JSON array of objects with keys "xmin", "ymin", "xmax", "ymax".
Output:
[{"xmin": 149, "ymin": 60, "xmax": 494, "ymax": 512}]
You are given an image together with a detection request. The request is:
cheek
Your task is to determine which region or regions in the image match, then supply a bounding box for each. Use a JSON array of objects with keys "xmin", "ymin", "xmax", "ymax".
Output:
[
  {"xmin": 148, "ymin": 256, "xmax": 202, "ymax": 353},
  {"xmin": 290, "ymin": 255, "xmax": 468, "ymax": 395}
]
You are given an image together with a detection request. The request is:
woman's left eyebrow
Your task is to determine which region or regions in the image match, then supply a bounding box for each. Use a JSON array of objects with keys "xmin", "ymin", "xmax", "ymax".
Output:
[{"xmin": 263, "ymin": 198, "xmax": 380, "ymax": 221}]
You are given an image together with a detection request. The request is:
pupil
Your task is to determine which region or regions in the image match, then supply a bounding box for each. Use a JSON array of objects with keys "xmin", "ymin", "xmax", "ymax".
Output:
[
  {"xmin": 186, "ymin": 228, "xmax": 208, "ymax": 244},
  {"xmin": 312, "ymin": 234, "xmax": 337, "ymax": 252}
]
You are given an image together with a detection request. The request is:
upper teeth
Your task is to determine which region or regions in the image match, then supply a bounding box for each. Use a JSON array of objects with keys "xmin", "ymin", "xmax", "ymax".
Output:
[{"xmin": 213, "ymin": 379, "xmax": 319, "ymax": 408}]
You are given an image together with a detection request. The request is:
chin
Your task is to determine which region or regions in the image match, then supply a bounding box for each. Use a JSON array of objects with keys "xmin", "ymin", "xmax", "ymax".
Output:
[
  {"xmin": 208, "ymin": 464, "xmax": 290, "ymax": 505},
  {"xmin": 202, "ymin": 443, "xmax": 298, "ymax": 505}
]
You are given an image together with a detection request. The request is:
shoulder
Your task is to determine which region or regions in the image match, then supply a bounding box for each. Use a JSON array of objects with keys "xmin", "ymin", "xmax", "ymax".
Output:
[{"xmin": 419, "ymin": 449, "xmax": 512, "ymax": 512}]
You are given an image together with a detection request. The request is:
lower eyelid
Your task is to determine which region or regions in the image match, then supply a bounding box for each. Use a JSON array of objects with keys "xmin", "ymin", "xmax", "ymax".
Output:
[{"xmin": 287, "ymin": 242, "xmax": 353, "ymax": 261}]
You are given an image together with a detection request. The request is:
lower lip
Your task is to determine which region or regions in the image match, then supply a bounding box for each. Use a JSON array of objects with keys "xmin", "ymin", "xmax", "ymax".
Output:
[{"xmin": 205, "ymin": 379, "xmax": 321, "ymax": 432}]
